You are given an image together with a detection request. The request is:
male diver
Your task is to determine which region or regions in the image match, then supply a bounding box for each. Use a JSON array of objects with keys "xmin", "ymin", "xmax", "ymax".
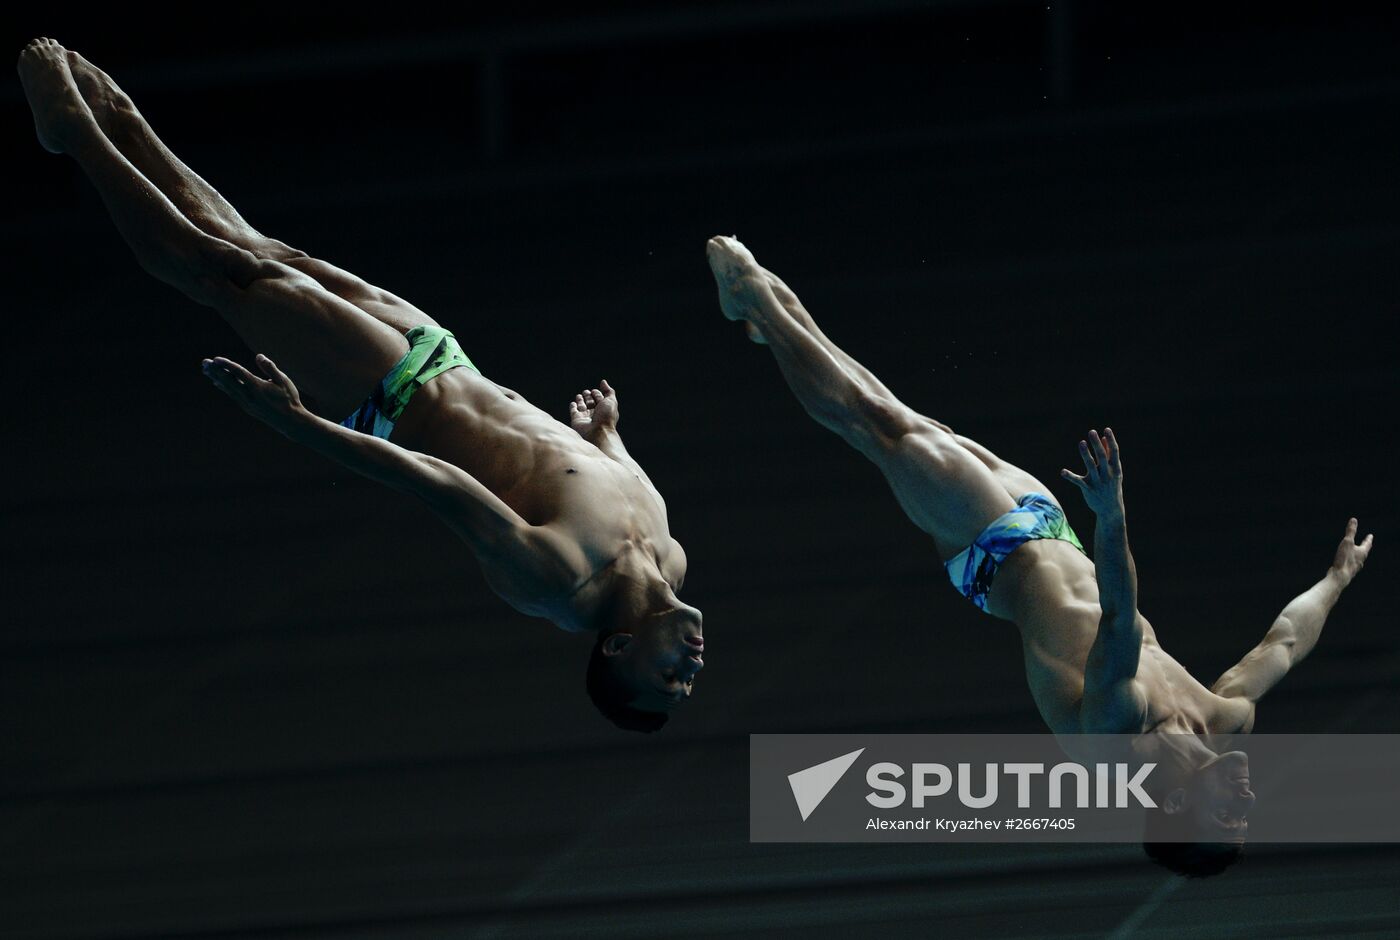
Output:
[
  {"xmin": 17, "ymin": 38, "xmax": 701, "ymax": 731},
  {"xmin": 706, "ymin": 235, "xmax": 1373, "ymax": 873}
]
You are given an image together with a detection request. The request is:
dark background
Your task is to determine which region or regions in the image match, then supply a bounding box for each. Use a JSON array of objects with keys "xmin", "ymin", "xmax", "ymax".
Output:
[{"xmin": 3, "ymin": 3, "xmax": 1397, "ymax": 937}]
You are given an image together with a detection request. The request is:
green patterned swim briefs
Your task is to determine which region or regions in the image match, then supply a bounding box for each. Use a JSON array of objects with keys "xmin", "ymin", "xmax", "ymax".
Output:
[{"xmin": 340, "ymin": 325, "xmax": 478, "ymax": 439}]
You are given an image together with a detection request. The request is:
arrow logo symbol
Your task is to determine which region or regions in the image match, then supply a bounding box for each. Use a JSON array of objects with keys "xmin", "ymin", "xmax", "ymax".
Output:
[{"xmin": 787, "ymin": 748, "xmax": 865, "ymax": 821}]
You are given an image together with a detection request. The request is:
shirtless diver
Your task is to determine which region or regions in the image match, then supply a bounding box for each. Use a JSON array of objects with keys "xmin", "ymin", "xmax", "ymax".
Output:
[
  {"xmin": 18, "ymin": 38, "xmax": 701, "ymax": 732},
  {"xmin": 706, "ymin": 235, "xmax": 1373, "ymax": 873}
]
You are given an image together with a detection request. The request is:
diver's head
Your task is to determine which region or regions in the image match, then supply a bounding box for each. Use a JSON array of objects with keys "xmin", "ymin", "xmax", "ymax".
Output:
[
  {"xmin": 1142, "ymin": 749, "xmax": 1254, "ymax": 876},
  {"xmin": 586, "ymin": 598, "xmax": 704, "ymax": 733}
]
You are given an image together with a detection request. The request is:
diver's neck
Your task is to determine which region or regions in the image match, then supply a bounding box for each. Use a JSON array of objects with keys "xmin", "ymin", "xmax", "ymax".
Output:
[
  {"xmin": 592, "ymin": 551, "xmax": 679, "ymax": 630},
  {"xmin": 1149, "ymin": 725, "xmax": 1220, "ymax": 775}
]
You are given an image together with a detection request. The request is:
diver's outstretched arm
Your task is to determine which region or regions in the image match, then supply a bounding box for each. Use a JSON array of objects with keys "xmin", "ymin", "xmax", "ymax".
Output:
[
  {"xmin": 1063, "ymin": 428, "xmax": 1147, "ymax": 731},
  {"xmin": 1212, "ymin": 518, "xmax": 1372, "ymax": 705},
  {"xmin": 204, "ymin": 355, "xmax": 527, "ymax": 548}
]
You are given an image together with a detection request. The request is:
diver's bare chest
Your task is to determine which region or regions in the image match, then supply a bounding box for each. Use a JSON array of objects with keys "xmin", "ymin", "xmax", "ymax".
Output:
[{"xmin": 1136, "ymin": 650, "xmax": 1236, "ymax": 730}]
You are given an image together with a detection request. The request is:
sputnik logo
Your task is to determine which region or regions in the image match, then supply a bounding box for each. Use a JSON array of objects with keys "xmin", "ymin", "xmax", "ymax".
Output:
[{"xmin": 787, "ymin": 748, "xmax": 865, "ymax": 821}]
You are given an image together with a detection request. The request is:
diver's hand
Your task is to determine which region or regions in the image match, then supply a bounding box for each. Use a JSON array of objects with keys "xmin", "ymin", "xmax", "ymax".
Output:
[
  {"xmin": 568, "ymin": 379, "xmax": 619, "ymax": 437},
  {"xmin": 203, "ymin": 354, "xmax": 313, "ymax": 439},
  {"xmin": 1061, "ymin": 427, "xmax": 1125, "ymax": 519},
  {"xmin": 1330, "ymin": 517, "xmax": 1373, "ymax": 586}
]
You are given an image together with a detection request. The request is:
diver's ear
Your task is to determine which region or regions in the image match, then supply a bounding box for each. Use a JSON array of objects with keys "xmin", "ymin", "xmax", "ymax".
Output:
[
  {"xmin": 601, "ymin": 633, "xmax": 634, "ymax": 657},
  {"xmin": 1161, "ymin": 787, "xmax": 1189, "ymax": 815}
]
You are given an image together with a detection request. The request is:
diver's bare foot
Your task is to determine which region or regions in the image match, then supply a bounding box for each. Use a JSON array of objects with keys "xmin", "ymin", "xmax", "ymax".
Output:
[
  {"xmin": 706, "ymin": 235, "xmax": 770, "ymax": 344},
  {"xmin": 67, "ymin": 49, "xmax": 138, "ymax": 143},
  {"xmin": 17, "ymin": 38, "xmax": 90, "ymax": 154}
]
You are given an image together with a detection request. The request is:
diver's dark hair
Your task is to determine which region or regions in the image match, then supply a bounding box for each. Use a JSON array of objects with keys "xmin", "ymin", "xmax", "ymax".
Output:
[
  {"xmin": 1141, "ymin": 808, "xmax": 1243, "ymax": 877},
  {"xmin": 586, "ymin": 629, "xmax": 668, "ymax": 733},
  {"xmin": 1142, "ymin": 839, "xmax": 1243, "ymax": 878}
]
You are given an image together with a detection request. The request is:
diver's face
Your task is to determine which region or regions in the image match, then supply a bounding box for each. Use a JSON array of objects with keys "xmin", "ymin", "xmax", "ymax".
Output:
[
  {"xmin": 1185, "ymin": 750, "xmax": 1256, "ymax": 844},
  {"xmin": 606, "ymin": 607, "xmax": 705, "ymax": 713}
]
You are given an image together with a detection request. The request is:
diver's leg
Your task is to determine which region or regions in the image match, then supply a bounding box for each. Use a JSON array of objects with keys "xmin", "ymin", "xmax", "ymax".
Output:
[
  {"xmin": 755, "ymin": 266, "xmax": 910, "ymax": 410},
  {"xmin": 757, "ymin": 262, "xmax": 1058, "ymax": 505},
  {"xmin": 950, "ymin": 435, "xmax": 1063, "ymax": 507},
  {"xmin": 708, "ymin": 236, "xmax": 1014, "ymax": 558},
  {"xmin": 67, "ymin": 49, "xmax": 440, "ymax": 335},
  {"xmin": 20, "ymin": 39, "xmax": 405, "ymax": 417}
]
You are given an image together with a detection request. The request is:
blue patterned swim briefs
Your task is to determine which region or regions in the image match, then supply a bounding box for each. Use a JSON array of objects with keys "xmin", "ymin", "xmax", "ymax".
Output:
[{"xmin": 944, "ymin": 493, "xmax": 1085, "ymax": 612}]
